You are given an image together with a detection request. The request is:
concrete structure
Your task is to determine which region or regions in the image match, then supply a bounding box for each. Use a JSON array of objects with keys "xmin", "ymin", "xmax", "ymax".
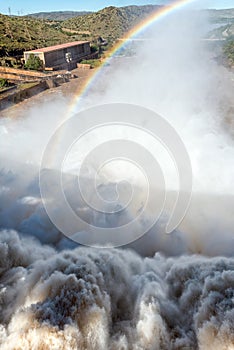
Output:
[{"xmin": 24, "ymin": 41, "xmax": 91, "ymax": 70}]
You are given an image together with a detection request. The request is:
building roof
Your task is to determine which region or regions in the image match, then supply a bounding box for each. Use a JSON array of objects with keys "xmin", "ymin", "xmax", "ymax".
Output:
[{"xmin": 25, "ymin": 41, "xmax": 90, "ymax": 54}]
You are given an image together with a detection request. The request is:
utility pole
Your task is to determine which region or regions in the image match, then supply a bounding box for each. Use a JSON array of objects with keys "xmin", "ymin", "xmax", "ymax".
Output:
[{"xmin": 8, "ymin": 7, "xmax": 11, "ymax": 16}]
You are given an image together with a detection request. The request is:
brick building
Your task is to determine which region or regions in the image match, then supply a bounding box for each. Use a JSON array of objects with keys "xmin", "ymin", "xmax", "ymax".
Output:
[{"xmin": 24, "ymin": 41, "xmax": 91, "ymax": 70}]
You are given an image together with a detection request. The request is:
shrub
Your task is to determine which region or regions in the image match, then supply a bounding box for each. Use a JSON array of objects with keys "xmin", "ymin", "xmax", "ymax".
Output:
[
  {"xmin": 25, "ymin": 53, "xmax": 43, "ymax": 71},
  {"xmin": 0, "ymin": 78, "xmax": 8, "ymax": 88},
  {"xmin": 91, "ymin": 44, "xmax": 98, "ymax": 53},
  {"xmin": 80, "ymin": 59, "xmax": 102, "ymax": 68}
]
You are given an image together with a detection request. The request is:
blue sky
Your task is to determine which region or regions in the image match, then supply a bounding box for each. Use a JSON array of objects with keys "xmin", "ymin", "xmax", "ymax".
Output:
[{"xmin": 1, "ymin": 0, "xmax": 234, "ymax": 15}]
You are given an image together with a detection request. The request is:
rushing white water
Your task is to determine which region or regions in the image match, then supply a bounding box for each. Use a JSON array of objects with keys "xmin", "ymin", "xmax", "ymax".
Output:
[{"xmin": 0, "ymin": 231, "xmax": 233, "ymax": 350}]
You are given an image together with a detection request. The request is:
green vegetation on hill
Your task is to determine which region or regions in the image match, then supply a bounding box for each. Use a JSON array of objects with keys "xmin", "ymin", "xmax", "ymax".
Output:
[
  {"xmin": 206, "ymin": 9, "xmax": 234, "ymax": 66},
  {"xmin": 0, "ymin": 14, "xmax": 71, "ymax": 57},
  {"xmin": 224, "ymin": 40, "xmax": 234, "ymax": 65},
  {"xmin": 28, "ymin": 11, "xmax": 92, "ymax": 21},
  {"xmin": 62, "ymin": 5, "xmax": 160, "ymax": 44}
]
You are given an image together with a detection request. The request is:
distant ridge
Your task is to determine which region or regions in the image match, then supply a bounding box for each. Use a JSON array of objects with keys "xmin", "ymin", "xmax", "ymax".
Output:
[
  {"xmin": 62, "ymin": 5, "xmax": 161, "ymax": 43},
  {"xmin": 27, "ymin": 11, "xmax": 93, "ymax": 21},
  {"xmin": 205, "ymin": 8, "xmax": 234, "ymax": 24}
]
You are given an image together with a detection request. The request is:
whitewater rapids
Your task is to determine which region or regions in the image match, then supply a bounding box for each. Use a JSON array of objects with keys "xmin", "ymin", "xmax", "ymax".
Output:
[{"xmin": 0, "ymin": 230, "xmax": 233, "ymax": 350}]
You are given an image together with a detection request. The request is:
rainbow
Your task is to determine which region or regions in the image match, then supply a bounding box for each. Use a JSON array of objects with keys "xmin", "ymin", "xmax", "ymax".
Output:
[{"xmin": 67, "ymin": 0, "xmax": 195, "ymax": 114}]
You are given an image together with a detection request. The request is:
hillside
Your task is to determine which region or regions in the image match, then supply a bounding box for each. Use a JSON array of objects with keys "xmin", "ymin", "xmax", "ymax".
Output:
[
  {"xmin": 206, "ymin": 9, "xmax": 234, "ymax": 65},
  {"xmin": 223, "ymin": 39, "xmax": 234, "ymax": 66},
  {"xmin": 28, "ymin": 11, "xmax": 92, "ymax": 21},
  {"xmin": 207, "ymin": 8, "xmax": 234, "ymax": 23},
  {"xmin": 0, "ymin": 5, "xmax": 160, "ymax": 57},
  {"xmin": 1, "ymin": 6, "xmax": 234, "ymax": 66},
  {"xmin": 62, "ymin": 5, "xmax": 160, "ymax": 43},
  {"xmin": 208, "ymin": 22, "xmax": 234, "ymax": 40},
  {"xmin": 0, "ymin": 14, "xmax": 72, "ymax": 56}
]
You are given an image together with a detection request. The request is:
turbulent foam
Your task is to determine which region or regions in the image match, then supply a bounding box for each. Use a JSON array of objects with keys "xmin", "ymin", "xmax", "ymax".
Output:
[{"xmin": 0, "ymin": 231, "xmax": 233, "ymax": 350}]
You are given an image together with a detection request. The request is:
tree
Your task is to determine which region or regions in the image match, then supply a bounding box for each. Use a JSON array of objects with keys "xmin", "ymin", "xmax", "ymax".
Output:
[{"xmin": 25, "ymin": 54, "xmax": 43, "ymax": 71}]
